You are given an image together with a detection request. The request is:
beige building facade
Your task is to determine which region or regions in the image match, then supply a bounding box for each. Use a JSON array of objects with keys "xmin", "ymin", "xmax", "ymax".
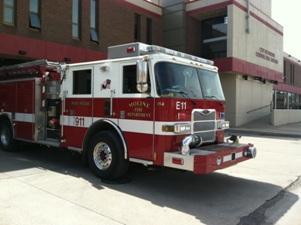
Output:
[{"xmin": 184, "ymin": 0, "xmax": 283, "ymax": 126}]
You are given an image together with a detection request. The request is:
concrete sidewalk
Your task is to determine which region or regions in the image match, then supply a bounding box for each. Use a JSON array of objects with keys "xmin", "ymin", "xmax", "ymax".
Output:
[{"xmin": 227, "ymin": 116, "xmax": 301, "ymax": 138}]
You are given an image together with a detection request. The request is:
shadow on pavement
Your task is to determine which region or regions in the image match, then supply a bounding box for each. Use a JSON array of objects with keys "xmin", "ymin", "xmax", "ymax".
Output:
[{"xmin": 0, "ymin": 144, "xmax": 299, "ymax": 225}]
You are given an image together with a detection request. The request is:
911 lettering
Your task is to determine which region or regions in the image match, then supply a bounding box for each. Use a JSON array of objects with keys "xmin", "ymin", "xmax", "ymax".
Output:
[{"xmin": 75, "ymin": 117, "xmax": 85, "ymax": 127}]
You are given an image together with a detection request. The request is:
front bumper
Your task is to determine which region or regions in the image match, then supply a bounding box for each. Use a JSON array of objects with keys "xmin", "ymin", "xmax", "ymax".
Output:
[{"xmin": 164, "ymin": 143, "xmax": 256, "ymax": 174}]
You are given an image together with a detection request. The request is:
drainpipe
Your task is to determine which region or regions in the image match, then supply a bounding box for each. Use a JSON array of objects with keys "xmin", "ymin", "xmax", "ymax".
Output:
[
  {"xmin": 246, "ymin": 0, "xmax": 250, "ymax": 33},
  {"xmin": 274, "ymin": 90, "xmax": 277, "ymax": 110}
]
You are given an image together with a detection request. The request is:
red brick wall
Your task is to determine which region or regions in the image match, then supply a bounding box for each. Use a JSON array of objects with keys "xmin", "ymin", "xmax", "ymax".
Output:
[{"xmin": 0, "ymin": 0, "xmax": 162, "ymax": 60}]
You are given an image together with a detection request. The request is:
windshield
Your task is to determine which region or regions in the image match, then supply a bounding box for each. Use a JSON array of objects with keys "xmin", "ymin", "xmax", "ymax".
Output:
[{"xmin": 155, "ymin": 62, "xmax": 225, "ymax": 100}]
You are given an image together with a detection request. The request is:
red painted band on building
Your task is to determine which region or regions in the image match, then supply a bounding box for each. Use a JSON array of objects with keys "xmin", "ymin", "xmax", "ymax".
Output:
[
  {"xmin": 214, "ymin": 57, "xmax": 283, "ymax": 82},
  {"xmin": 187, "ymin": 1, "xmax": 231, "ymax": 16},
  {"xmin": 187, "ymin": 0, "xmax": 283, "ymax": 36},
  {"xmin": 274, "ymin": 83, "xmax": 301, "ymax": 95},
  {"xmin": 0, "ymin": 33, "xmax": 107, "ymax": 63}
]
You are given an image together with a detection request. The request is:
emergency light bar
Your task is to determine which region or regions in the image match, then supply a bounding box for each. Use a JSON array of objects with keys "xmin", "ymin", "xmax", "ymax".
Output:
[{"xmin": 108, "ymin": 42, "xmax": 214, "ymax": 66}]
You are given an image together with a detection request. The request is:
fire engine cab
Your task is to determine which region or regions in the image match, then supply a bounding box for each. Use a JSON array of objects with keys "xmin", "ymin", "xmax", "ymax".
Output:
[{"xmin": 0, "ymin": 43, "xmax": 256, "ymax": 179}]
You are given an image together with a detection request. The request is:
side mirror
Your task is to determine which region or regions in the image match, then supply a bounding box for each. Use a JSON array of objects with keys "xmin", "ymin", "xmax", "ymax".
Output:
[{"xmin": 136, "ymin": 60, "xmax": 149, "ymax": 93}]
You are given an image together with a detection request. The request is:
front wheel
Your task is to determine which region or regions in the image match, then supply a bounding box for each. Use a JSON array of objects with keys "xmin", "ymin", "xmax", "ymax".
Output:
[
  {"xmin": 87, "ymin": 131, "xmax": 128, "ymax": 180},
  {"xmin": 0, "ymin": 119, "xmax": 15, "ymax": 152}
]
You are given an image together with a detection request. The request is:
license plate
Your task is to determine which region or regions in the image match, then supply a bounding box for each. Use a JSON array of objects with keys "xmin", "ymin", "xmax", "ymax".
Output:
[{"xmin": 223, "ymin": 151, "xmax": 243, "ymax": 162}]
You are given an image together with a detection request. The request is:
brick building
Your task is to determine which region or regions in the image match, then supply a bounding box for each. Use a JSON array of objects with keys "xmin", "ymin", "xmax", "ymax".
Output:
[
  {"xmin": 0, "ymin": 0, "xmax": 299, "ymax": 126},
  {"xmin": 0, "ymin": 0, "xmax": 162, "ymax": 64}
]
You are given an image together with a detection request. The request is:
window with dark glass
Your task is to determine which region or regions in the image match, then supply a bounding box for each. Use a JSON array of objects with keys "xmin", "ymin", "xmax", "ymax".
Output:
[
  {"xmin": 146, "ymin": 18, "xmax": 152, "ymax": 44},
  {"xmin": 73, "ymin": 70, "xmax": 92, "ymax": 95},
  {"xmin": 90, "ymin": 0, "xmax": 98, "ymax": 42},
  {"xmin": 72, "ymin": 0, "xmax": 80, "ymax": 39},
  {"xmin": 201, "ymin": 16, "xmax": 228, "ymax": 59},
  {"xmin": 134, "ymin": 14, "xmax": 141, "ymax": 42},
  {"xmin": 123, "ymin": 65, "xmax": 139, "ymax": 94},
  {"xmin": 276, "ymin": 91, "xmax": 288, "ymax": 109},
  {"xmin": 283, "ymin": 61, "xmax": 287, "ymax": 83},
  {"xmin": 297, "ymin": 94, "xmax": 301, "ymax": 109},
  {"xmin": 155, "ymin": 62, "xmax": 225, "ymax": 100},
  {"xmin": 29, "ymin": 0, "xmax": 41, "ymax": 29},
  {"xmin": 3, "ymin": 0, "xmax": 15, "ymax": 25},
  {"xmin": 290, "ymin": 64, "xmax": 295, "ymax": 85}
]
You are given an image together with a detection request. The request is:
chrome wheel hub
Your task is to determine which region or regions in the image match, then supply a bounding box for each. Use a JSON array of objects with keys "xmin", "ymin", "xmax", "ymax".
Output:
[
  {"xmin": 0, "ymin": 129, "xmax": 9, "ymax": 146},
  {"xmin": 93, "ymin": 142, "xmax": 112, "ymax": 170}
]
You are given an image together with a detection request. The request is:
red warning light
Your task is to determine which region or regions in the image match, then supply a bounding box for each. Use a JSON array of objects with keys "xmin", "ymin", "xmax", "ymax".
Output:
[{"xmin": 127, "ymin": 47, "xmax": 136, "ymax": 53}]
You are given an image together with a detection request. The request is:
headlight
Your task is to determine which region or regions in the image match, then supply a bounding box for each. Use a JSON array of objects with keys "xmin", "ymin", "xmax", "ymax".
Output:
[
  {"xmin": 162, "ymin": 123, "xmax": 191, "ymax": 134},
  {"xmin": 217, "ymin": 120, "xmax": 230, "ymax": 129}
]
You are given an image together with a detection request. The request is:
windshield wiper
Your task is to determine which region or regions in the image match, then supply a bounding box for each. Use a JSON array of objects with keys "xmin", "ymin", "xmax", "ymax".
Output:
[
  {"xmin": 162, "ymin": 87, "xmax": 189, "ymax": 97},
  {"xmin": 177, "ymin": 90, "xmax": 189, "ymax": 97},
  {"xmin": 204, "ymin": 95, "xmax": 218, "ymax": 100}
]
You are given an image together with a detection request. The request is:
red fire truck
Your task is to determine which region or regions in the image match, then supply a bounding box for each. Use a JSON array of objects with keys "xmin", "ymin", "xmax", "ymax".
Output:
[{"xmin": 0, "ymin": 43, "xmax": 256, "ymax": 179}]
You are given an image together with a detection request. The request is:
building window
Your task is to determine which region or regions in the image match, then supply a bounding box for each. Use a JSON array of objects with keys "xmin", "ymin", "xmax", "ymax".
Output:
[
  {"xmin": 73, "ymin": 70, "xmax": 92, "ymax": 95},
  {"xmin": 134, "ymin": 14, "xmax": 141, "ymax": 42},
  {"xmin": 3, "ymin": 0, "xmax": 15, "ymax": 25},
  {"xmin": 146, "ymin": 18, "xmax": 152, "ymax": 44},
  {"xmin": 201, "ymin": 16, "xmax": 228, "ymax": 59},
  {"xmin": 290, "ymin": 64, "xmax": 295, "ymax": 85},
  {"xmin": 123, "ymin": 65, "xmax": 139, "ymax": 94},
  {"xmin": 276, "ymin": 91, "xmax": 288, "ymax": 109},
  {"xmin": 72, "ymin": 0, "xmax": 80, "ymax": 39},
  {"xmin": 29, "ymin": 0, "xmax": 41, "ymax": 29},
  {"xmin": 90, "ymin": 0, "xmax": 98, "ymax": 42},
  {"xmin": 283, "ymin": 60, "xmax": 287, "ymax": 83}
]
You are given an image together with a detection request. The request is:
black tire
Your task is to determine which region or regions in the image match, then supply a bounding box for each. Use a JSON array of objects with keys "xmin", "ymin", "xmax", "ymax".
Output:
[
  {"xmin": 87, "ymin": 131, "xmax": 128, "ymax": 180},
  {"xmin": 0, "ymin": 118, "xmax": 15, "ymax": 152}
]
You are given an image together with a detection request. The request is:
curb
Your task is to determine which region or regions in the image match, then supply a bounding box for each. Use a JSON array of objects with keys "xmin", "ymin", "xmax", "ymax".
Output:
[{"xmin": 226, "ymin": 129, "xmax": 301, "ymax": 139}]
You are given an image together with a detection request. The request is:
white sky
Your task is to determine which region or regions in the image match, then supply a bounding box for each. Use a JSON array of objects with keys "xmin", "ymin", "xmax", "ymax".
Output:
[{"xmin": 272, "ymin": 0, "xmax": 301, "ymax": 59}]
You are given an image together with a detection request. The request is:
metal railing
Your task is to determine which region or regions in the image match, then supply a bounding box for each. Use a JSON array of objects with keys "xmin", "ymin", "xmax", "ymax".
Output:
[{"xmin": 246, "ymin": 104, "xmax": 271, "ymax": 114}]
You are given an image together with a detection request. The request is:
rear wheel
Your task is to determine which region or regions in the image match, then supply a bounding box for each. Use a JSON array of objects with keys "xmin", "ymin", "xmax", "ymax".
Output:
[
  {"xmin": 87, "ymin": 131, "xmax": 128, "ymax": 180},
  {"xmin": 0, "ymin": 119, "xmax": 15, "ymax": 152}
]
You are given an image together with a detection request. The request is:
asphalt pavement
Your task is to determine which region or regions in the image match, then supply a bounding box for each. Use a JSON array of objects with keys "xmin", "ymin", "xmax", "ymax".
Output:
[{"xmin": 0, "ymin": 135, "xmax": 301, "ymax": 225}]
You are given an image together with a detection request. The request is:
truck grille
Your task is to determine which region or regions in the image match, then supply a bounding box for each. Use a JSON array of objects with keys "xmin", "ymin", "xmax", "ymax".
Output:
[{"xmin": 192, "ymin": 109, "xmax": 216, "ymax": 143}]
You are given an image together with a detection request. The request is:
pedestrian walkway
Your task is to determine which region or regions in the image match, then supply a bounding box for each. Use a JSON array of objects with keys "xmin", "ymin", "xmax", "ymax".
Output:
[{"xmin": 227, "ymin": 116, "xmax": 301, "ymax": 138}]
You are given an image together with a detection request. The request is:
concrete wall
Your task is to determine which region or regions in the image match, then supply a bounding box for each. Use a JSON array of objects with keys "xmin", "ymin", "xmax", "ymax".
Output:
[
  {"xmin": 271, "ymin": 110, "xmax": 301, "ymax": 126},
  {"xmin": 236, "ymin": 75, "xmax": 273, "ymax": 126},
  {"xmin": 250, "ymin": 0, "xmax": 272, "ymax": 16},
  {"xmin": 220, "ymin": 73, "xmax": 237, "ymax": 125},
  {"xmin": 228, "ymin": 4, "xmax": 283, "ymax": 73},
  {"xmin": 221, "ymin": 73, "xmax": 274, "ymax": 127},
  {"xmin": 162, "ymin": 1, "xmax": 186, "ymax": 52}
]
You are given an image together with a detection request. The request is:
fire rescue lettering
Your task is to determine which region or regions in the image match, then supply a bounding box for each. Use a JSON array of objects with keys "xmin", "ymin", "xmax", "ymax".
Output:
[
  {"xmin": 129, "ymin": 101, "xmax": 150, "ymax": 108},
  {"xmin": 127, "ymin": 112, "xmax": 151, "ymax": 118},
  {"xmin": 71, "ymin": 101, "xmax": 90, "ymax": 106},
  {"xmin": 128, "ymin": 101, "xmax": 151, "ymax": 119}
]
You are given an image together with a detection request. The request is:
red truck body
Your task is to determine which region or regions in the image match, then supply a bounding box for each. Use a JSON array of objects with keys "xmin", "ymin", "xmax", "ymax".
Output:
[{"xmin": 0, "ymin": 43, "xmax": 256, "ymax": 179}]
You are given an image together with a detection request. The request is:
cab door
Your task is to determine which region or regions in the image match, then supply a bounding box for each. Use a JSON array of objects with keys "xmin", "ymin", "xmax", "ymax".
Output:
[
  {"xmin": 115, "ymin": 62, "xmax": 155, "ymax": 161},
  {"xmin": 61, "ymin": 66, "xmax": 94, "ymax": 148}
]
